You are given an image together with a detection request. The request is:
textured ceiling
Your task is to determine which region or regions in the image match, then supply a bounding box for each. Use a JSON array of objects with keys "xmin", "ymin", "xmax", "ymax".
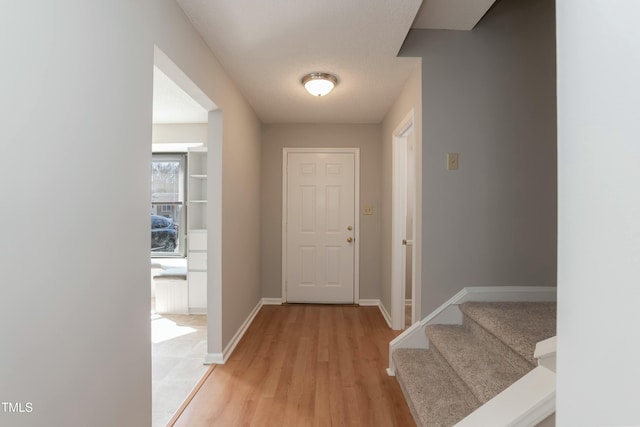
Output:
[
  {"xmin": 175, "ymin": 0, "xmax": 496, "ymax": 124},
  {"xmin": 412, "ymin": 0, "xmax": 497, "ymax": 30}
]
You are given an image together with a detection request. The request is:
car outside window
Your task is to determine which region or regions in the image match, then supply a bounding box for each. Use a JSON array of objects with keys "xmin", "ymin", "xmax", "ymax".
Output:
[{"xmin": 151, "ymin": 154, "xmax": 186, "ymax": 257}]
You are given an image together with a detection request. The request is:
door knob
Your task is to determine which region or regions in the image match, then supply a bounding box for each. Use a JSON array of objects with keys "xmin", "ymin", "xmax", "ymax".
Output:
[
  {"xmin": 347, "ymin": 237, "xmax": 353, "ymax": 243},
  {"xmin": 347, "ymin": 225, "xmax": 353, "ymax": 231}
]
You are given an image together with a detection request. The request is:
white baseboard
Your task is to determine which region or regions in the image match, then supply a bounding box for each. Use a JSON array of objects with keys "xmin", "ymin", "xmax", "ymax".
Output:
[
  {"xmin": 359, "ymin": 299, "xmax": 392, "ymax": 329},
  {"xmin": 204, "ymin": 352, "xmax": 223, "ymax": 365},
  {"xmin": 534, "ymin": 336, "xmax": 557, "ymax": 373},
  {"xmin": 378, "ymin": 301, "xmax": 392, "ymax": 329},
  {"xmin": 262, "ymin": 298, "xmax": 283, "ymax": 305},
  {"xmin": 460, "ymin": 286, "xmax": 557, "ymax": 303},
  {"xmin": 204, "ymin": 299, "xmax": 264, "ymax": 365}
]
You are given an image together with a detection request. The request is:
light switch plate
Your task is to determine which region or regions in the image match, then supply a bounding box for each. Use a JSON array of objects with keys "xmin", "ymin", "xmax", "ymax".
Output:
[
  {"xmin": 363, "ymin": 206, "xmax": 374, "ymax": 215},
  {"xmin": 447, "ymin": 153, "xmax": 459, "ymax": 170}
]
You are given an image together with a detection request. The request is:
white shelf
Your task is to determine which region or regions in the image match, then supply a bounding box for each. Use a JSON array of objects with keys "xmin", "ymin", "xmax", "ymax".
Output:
[
  {"xmin": 188, "ymin": 230, "xmax": 207, "ymax": 251},
  {"xmin": 187, "ymin": 147, "xmax": 207, "ymax": 311}
]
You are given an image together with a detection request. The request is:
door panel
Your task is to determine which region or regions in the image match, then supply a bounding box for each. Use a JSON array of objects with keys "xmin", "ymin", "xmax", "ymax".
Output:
[{"xmin": 286, "ymin": 152, "xmax": 355, "ymax": 303}]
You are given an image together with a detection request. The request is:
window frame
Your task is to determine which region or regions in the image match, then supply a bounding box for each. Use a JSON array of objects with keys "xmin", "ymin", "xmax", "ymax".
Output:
[{"xmin": 151, "ymin": 153, "xmax": 187, "ymax": 257}]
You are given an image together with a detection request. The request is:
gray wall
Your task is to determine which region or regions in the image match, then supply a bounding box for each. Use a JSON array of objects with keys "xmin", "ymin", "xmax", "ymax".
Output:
[
  {"xmin": 261, "ymin": 124, "xmax": 382, "ymax": 300},
  {"xmin": 1, "ymin": 2, "xmax": 153, "ymax": 425},
  {"xmin": 557, "ymin": 1, "xmax": 640, "ymax": 424},
  {"xmin": 153, "ymin": 0, "xmax": 263, "ymax": 350},
  {"xmin": 0, "ymin": 2, "xmax": 264, "ymax": 425},
  {"xmin": 401, "ymin": 0, "xmax": 557, "ymax": 315}
]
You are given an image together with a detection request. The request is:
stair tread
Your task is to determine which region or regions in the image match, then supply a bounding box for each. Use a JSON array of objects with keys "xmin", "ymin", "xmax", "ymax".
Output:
[
  {"xmin": 459, "ymin": 302, "xmax": 556, "ymax": 365},
  {"xmin": 393, "ymin": 348, "xmax": 480, "ymax": 427},
  {"xmin": 426, "ymin": 324, "xmax": 530, "ymax": 403}
]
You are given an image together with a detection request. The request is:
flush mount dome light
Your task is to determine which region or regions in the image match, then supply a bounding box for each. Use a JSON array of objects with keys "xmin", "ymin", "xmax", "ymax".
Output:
[{"xmin": 302, "ymin": 72, "xmax": 338, "ymax": 97}]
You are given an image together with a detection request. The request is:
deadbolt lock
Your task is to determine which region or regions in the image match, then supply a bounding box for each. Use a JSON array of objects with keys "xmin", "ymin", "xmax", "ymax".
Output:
[{"xmin": 347, "ymin": 225, "xmax": 353, "ymax": 231}]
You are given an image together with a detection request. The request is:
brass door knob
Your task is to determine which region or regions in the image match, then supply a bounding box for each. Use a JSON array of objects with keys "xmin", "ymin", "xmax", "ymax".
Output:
[{"xmin": 347, "ymin": 237, "xmax": 353, "ymax": 243}]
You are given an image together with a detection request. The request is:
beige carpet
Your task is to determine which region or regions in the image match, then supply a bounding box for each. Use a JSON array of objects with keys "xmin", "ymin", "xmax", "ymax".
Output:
[{"xmin": 393, "ymin": 302, "xmax": 556, "ymax": 427}]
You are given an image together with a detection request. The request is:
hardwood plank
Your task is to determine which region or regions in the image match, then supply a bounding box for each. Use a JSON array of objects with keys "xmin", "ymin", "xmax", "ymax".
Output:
[
  {"xmin": 167, "ymin": 364, "xmax": 216, "ymax": 427},
  {"xmin": 174, "ymin": 305, "xmax": 415, "ymax": 427}
]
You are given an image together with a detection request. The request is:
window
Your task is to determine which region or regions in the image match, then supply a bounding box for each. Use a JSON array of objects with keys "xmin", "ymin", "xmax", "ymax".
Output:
[{"xmin": 151, "ymin": 154, "xmax": 186, "ymax": 256}]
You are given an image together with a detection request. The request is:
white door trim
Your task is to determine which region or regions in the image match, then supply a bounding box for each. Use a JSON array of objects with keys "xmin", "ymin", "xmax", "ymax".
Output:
[
  {"xmin": 282, "ymin": 147, "xmax": 360, "ymax": 303},
  {"xmin": 154, "ymin": 46, "xmax": 222, "ymax": 362},
  {"xmin": 391, "ymin": 110, "xmax": 421, "ymax": 330}
]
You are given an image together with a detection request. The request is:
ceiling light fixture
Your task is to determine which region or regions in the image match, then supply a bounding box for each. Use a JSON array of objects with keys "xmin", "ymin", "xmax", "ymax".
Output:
[{"xmin": 301, "ymin": 72, "xmax": 338, "ymax": 97}]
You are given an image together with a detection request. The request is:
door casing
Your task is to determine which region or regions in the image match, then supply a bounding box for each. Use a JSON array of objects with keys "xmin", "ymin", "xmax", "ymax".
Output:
[
  {"xmin": 392, "ymin": 110, "xmax": 421, "ymax": 330},
  {"xmin": 282, "ymin": 147, "xmax": 360, "ymax": 303}
]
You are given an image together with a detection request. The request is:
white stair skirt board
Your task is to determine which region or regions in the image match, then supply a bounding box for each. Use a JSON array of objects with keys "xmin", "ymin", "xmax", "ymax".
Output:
[
  {"xmin": 534, "ymin": 336, "xmax": 557, "ymax": 373},
  {"xmin": 359, "ymin": 299, "xmax": 392, "ymax": 329},
  {"xmin": 388, "ymin": 286, "xmax": 557, "ymax": 375},
  {"xmin": 205, "ymin": 299, "xmax": 264, "ymax": 365},
  {"xmin": 454, "ymin": 366, "xmax": 556, "ymax": 427}
]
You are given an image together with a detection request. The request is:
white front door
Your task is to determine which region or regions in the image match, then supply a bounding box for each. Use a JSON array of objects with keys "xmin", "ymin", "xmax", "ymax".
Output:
[{"xmin": 284, "ymin": 150, "xmax": 357, "ymax": 303}]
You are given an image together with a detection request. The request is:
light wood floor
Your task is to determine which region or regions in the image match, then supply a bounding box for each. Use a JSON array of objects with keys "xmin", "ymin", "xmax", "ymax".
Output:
[{"xmin": 172, "ymin": 304, "xmax": 415, "ymax": 426}]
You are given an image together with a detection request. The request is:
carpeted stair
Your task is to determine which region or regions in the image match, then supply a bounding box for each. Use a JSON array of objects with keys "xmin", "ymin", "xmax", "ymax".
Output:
[{"xmin": 393, "ymin": 302, "xmax": 556, "ymax": 427}]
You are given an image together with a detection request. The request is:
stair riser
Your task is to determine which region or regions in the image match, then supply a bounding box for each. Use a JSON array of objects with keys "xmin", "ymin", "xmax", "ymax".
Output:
[
  {"xmin": 426, "ymin": 324, "xmax": 530, "ymax": 404},
  {"xmin": 463, "ymin": 313, "xmax": 534, "ymax": 373},
  {"xmin": 427, "ymin": 339, "xmax": 461, "ymax": 382},
  {"xmin": 426, "ymin": 341, "xmax": 495, "ymax": 406},
  {"xmin": 393, "ymin": 349, "xmax": 480, "ymax": 427},
  {"xmin": 392, "ymin": 356, "xmax": 424, "ymax": 427},
  {"xmin": 458, "ymin": 302, "xmax": 557, "ymax": 367}
]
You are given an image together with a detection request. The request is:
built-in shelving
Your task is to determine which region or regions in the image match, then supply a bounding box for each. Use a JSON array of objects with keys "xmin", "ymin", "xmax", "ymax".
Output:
[{"xmin": 187, "ymin": 147, "xmax": 207, "ymax": 313}]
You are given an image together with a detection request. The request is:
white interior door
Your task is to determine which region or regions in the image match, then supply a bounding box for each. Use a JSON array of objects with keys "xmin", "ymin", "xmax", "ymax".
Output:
[
  {"xmin": 392, "ymin": 111, "xmax": 419, "ymax": 330},
  {"xmin": 285, "ymin": 151, "xmax": 356, "ymax": 303}
]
